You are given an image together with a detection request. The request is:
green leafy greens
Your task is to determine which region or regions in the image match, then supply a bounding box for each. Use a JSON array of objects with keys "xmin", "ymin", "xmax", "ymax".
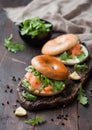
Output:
[
  {"xmin": 25, "ymin": 65, "xmax": 65, "ymax": 92},
  {"xmin": 59, "ymin": 51, "xmax": 86, "ymax": 61},
  {"xmin": 22, "ymin": 91, "xmax": 37, "ymax": 101},
  {"xmin": 74, "ymin": 63, "xmax": 88, "ymax": 71},
  {"xmin": 18, "ymin": 17, "xmax": 52, "ymax": 38},
  {"xmin": 77, "ymin": 52, "xmax": 86, "ymax": 61},
  {"xmin": 77, "ymin": 84, "xmax": 88, "ymax": 105},
  {"xmin": 22, "ymin": 79, "xmax": 34, "ymax": 92},
  {"xmin": 4, "ymin": 34, "xmax": 25, "ymax": 53},
  {"xmin": 59, "ymin": 51, "xmax": 72, "ymax": 61},
  {"xmin": 25, "ymin": 116, "xmax": 44, "ymax": 125}
]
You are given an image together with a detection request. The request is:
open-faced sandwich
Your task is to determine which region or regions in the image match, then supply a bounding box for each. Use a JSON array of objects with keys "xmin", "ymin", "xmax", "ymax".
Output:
[
  {"xmin": 42, "ymin": 34, "xmax": 89, "ymax": 65},
  {"xmin": 20, "ymin": 55, "xmax": 68, "ymax": 97}
]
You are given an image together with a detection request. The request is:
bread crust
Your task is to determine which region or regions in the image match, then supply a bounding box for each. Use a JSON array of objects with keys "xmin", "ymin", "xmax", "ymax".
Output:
[
  {"xmin": 42, "ymin": 34, "xmax": 79, "ymax": 55},
  {"xmin": 31, "ymin": 55, "xmax": 69, "ymax": 80}
]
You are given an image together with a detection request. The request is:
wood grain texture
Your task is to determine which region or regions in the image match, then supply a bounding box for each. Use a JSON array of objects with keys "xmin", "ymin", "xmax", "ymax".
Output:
[{"xmin": 78, "ymin": 76, "xmax": 92, "ymax": 130}]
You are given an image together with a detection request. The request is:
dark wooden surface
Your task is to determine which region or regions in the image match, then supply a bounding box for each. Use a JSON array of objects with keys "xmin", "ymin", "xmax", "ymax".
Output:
[{"xmin": 0, "ymin": 1, "xmax": 92, "ymax": 130}]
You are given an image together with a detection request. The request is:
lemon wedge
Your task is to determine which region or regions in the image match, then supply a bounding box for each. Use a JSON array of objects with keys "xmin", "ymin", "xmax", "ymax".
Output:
[{"xmin": 69, "ymin": 71, "xmax": 81, "ymax": 80}]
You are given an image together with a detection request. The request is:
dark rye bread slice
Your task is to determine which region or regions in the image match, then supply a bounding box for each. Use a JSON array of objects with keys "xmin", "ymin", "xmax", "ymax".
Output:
[{"xmin": 17, "ymin": 56, "xmax": 92, "ymax": 111}]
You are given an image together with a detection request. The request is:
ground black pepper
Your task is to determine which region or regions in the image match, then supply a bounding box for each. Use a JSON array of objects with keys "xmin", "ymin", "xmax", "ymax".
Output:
[
  {"xmin": 64, "ymin": 117, "xmax": 68, "ymax": 120},
  {"xmin": 61, "ymin": 114, "xmax": 64, "ymax": 118},
  {"xmin": 2, "ymin": 103, "xmax": 5, "ymax": 106},
  {"xmin": 61, "ymin": 122, "xmax": 65, "ymax": 125},
  {"xmin": 10, "ymin": 89, "xmax": 13, "ymax": 93},
  {"xmin": 51, "ymin": 118, "xmax": 54, "ymax": 121},
  {"xmin": 14, "ymin": 104, "xmax": 17, "ymax": 107},
  {"xmin": 7, "ymin": 101, "xmax": 9, "ymax": 104},
  {"xmin": 63, "ymin": 115, "xmax": 68, "ymax": 120},
  {"xmin": 5, "ymin": 90, "xmax": 7, "ymax": 92},
  {"xmin": 13, "ymin": 110, "xmax": 15, "ymax": 113},
  {"xmin": 57, "ymin": 114, "xmax": 62, "ymax": 119},
  {"xmin": 12, "ymin": 76, "xmax": 16, "ymax": 81},
  {"xmin": 6, "ymin": 84, "xmax": 10, "ymax": 89},
  {"xmin": 16, "ymin": 99, "xmax": 19, "ymax": 103},
  {"xmin": 78, "ymin": 115, "xmax": 80, "ymax": 118},
  {"xmin": 18, "ymin": 77, "xmax": 21, "ymax": 81}
]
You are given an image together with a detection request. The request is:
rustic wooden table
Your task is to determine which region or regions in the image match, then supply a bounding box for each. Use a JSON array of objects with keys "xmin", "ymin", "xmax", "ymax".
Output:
[{"xmin": 0, "ymin": 1, "xmax": 92, "ymax": 130}]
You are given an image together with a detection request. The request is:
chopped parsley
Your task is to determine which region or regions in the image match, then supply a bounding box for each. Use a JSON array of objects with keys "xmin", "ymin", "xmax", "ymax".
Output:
[
  {"xmin": 74, "ymin": 63, "xmax": 88, "ymax": 71},
  {"xmin": 25, "ymin": 116, "xmax": 45, "ymax": 125},
  {"xmin": 4, "ymin": 34, "xmax": 25, "ymax": 53},
  {"xmin": 17, "ymin": 17, "xmax": 52, "ymax": 38}
]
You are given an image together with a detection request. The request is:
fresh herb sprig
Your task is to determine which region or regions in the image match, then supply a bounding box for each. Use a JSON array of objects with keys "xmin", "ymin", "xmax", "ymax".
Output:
[
  {"xmin": 25, "ymin": 65, "xmax": 65, "ymax": 92},
  {"xmin": 74, "ymin": 63, "xmax": 88, "ymax": 71},
  {"xmin": 77, "ymin": 84, "xmax": 88, "ymax": 105},
  {"xmin": 18, "ymin": 17, "xmax": 52, "ymax": 38},
  {"xmin": 4, "ymin": 34, "xmax": 25, "ymax": 53},
  {"xmin": 77, "ymin": 53, "xmax": 86, "ymax": 61},
  {"xmin": 25, "ymin": 116, "xmax": 45, "ymax": 125},
  {"xmin": 59, "ymin": 51, "xmax": 86, "ymax": 61},
  {"xmin": 22, "ymin": 91, "xmax": 37, "ymax": 101}
]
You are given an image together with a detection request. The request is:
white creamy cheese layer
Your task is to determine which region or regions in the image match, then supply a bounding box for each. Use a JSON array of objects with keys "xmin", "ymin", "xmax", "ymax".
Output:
[{"xmin": 61, "ymin": 45, "xmax": 88, "ymax": 65}]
